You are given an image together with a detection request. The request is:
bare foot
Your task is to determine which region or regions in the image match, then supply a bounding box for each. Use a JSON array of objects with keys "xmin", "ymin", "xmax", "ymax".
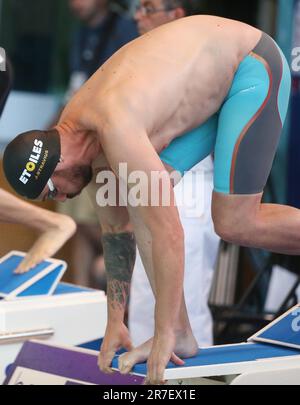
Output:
[
  {"xmin": 174, "ymin": 329, "xmax": 199, "ymax": 359},
  {"xmin": 119, "ymin": 339, "xmax": 152, "ymax": 375},
  {"xmin": 118, "ymin": 329, "xmax": 198, "ymax": 375}
]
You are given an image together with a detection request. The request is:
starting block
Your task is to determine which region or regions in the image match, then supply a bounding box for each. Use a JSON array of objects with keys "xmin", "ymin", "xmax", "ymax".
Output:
[
  {"xmin": 116, "ymin": 342, "xmax": 300, "ymax": 385},
  {"xmin": 0, "ymin": 251, "xmax": 107, "ymax": 383},
  {"xmin": 4, "ymin": 340, "xmax": 143, "ymax": 385},
  {"xmin": 111, "ymin": 304, "xmax": 300, "ymax": 385},
  {"xmin": 4, "ymin": 304, "xmax": 300, "ymax": 385},
  {"xmin": 2, "ymin": 251, "xmax": 300, "ymax": 387}
]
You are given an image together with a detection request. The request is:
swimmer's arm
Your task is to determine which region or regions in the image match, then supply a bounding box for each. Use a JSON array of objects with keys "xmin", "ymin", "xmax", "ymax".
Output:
[
  {"xmin": 0, "ymin": 188, "xmax": 75, "ymax": 233},
  {"xmin": 0, "ymin": 188, "xmax": 76, "ymax": 273},
  {"xmin": 86, "ymin": 163, "xmax": 136, "ymax": 323},
  {"xmin": 86, "ymin": 177, "xmax": 135, "ymax": 372},
  {"xmin": 99, "ymin": 122, "xmax": 185, "ymax": 338}
]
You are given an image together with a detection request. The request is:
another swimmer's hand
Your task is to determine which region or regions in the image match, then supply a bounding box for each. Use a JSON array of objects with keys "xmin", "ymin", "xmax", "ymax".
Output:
[
  {"xmin": 98, "ymin": 322, "xmax": 133, "ymax": 374},
  {"xmin": 14, "ymin": 215, "xmax": 76, "ymax": 274}
]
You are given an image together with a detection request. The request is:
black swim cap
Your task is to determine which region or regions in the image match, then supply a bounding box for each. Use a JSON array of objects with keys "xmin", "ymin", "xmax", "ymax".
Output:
[{"xmin": 3, "ymin": 129, "xmax": 61, "ymax": 199}]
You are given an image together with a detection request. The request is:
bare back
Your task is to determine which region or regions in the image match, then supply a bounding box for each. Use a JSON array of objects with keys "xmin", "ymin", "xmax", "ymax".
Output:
[{"xmin": 60, "ymin": 15, "xmax": 261, "ymax": 151}]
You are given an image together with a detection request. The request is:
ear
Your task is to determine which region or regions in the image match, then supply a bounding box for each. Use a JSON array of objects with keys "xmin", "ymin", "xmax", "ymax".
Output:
[{"xmin": 173, "ymin": 7, "xmax": 186, "ymax": 19}]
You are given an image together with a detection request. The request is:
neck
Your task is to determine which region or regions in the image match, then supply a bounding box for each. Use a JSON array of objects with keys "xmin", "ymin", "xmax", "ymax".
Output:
[{"xmin": 55, "ymin": 122, "xmax": 100, "ymax": 166}]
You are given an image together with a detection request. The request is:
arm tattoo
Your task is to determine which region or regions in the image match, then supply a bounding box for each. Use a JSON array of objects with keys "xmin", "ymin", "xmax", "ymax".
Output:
[{"xmin": 102, "ymin": 232, "xmax": 136, "ymax": 311}]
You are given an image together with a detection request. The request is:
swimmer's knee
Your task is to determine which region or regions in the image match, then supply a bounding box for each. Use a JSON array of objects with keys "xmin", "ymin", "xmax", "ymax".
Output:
[
  {"xmin": 212, "ymin": 192, "xmax": 261, "ymax": 244},
  {"xmin": 213, "ymin": 218, "xmax": 245, "ymax": 244},
  {"xmin": 213, "ymin": 213, "xmax": 261, "ymax": 245}
]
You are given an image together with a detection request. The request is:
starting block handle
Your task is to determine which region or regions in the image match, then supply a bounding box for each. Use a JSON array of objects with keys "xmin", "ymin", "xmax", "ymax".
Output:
[{"xmin": 0, "ymin": 328, "xmax": 54, "ymax": 345}]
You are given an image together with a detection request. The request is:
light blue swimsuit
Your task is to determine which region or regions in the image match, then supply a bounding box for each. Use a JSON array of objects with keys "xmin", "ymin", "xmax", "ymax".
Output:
[{"xmin": 160, "ymin": 33, "xmax": 291, "ymax": 195}]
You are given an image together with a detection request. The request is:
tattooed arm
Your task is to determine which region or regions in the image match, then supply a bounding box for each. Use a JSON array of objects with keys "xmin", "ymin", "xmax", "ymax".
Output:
[
  {"xmin": 102, "ymin": 232, "xmax": 136, "ymax": 322},
  {"xmin": 86, "ymin": 163, "xmax": 137, "ymax": 373},
  {"xmin": 96, "ymin": 231, "xmax": 136, "ymax": 373}
]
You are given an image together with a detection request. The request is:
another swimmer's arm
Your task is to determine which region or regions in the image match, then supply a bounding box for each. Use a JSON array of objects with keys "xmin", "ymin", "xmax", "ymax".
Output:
[{"xmin": 0, "ymin": 188, "xmax": 76, "ymax": 273}]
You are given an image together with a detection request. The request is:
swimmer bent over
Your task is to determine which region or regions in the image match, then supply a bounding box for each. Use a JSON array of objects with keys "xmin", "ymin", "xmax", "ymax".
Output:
[{"xmin": 3, "ymin": 15, "xmax": 292, "ymax": 384}]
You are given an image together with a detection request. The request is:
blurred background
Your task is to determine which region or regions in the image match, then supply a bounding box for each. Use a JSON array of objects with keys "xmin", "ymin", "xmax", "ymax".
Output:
[{"xmin": 0, "ymin": 0, "xmax": 299, "ymax": 343}]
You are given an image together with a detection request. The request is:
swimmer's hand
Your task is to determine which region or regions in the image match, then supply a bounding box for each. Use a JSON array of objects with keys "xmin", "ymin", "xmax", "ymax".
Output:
[
  {"xmin": 119, "ymin": 330, "xmax": 198, "ymax": 384},
  {"xmin": 146, "ymin": 332, "xmax": 182, "ymax": 385},
  {"xmin": 119, "ymin": 336, "xmax": 184, "ymax": 385},
  {"xmin": 119, "ymin": 331, "xmax": 183, "ymax": 385},
  {"xmin": 98, "ymin": 322, "xmax": 133, "ymax": 374},
  {"xmin": 14, "ymin": 214, "xmax": 76, "ymax": 274}
]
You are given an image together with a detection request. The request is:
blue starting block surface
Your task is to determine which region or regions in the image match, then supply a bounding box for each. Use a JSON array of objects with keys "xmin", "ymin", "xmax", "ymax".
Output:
[
  {"xmin": 250, "ymin": 304, "xmax": 300, "ymax": 350},
  {"xmin": 111, "ymin": 342, "xmax": 300, "ymax": 378},
  {"xmin": 53, "ymin": 283, "xmax": 93, "ymax": 295},
  {"xmin": 0, "ymin": 251, "xmax": 66, "ymax": 299},
  {"xmin": 111, "ymin": 304, "xmax": 300, "ymax": 380}
]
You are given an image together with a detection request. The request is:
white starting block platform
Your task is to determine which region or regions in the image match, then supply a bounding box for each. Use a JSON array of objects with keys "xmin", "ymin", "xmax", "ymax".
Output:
[
  {"xmin": 116, "ymin": 341, "xmax": 300, "ymax": 385},
  {"xmin": 0, "ymin": 252, "xmax": 107, "ymax": 384},
  {"xmin": 111, "ymin": 304, "xmax": 300, "ymax": 385},
  {"xmin": 3, "ymin": 305, "xmax": 300, "ymax": 385}
]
